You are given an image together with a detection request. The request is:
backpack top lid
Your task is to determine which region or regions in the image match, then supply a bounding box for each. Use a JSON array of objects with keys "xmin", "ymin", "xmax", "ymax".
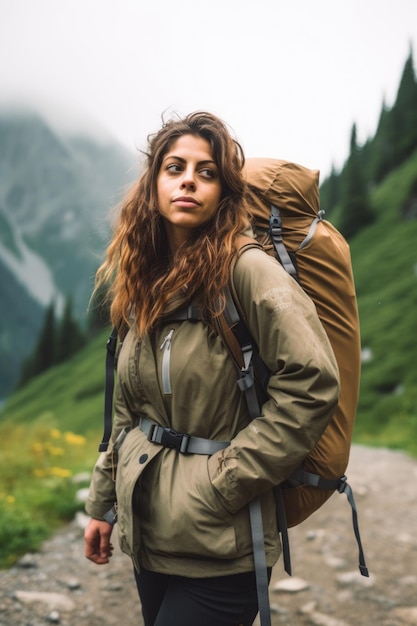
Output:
[{"xmin": 243, "ymin": 158, "xmax": 320, "ymax": 231}]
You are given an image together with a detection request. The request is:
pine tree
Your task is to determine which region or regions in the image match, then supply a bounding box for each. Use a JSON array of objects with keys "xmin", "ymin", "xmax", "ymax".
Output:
[
  {"xmin": 55, "ymin": 296, "xmax": 85, "ymax": 363},
  {"xmin": 393, "ymin": 47, "xmax": 417, "ymax": 160},
  {"xmin": 339, "ymin": 124, "xmax": 374, "ymax": 240},
  {"xmin": 370, "ymin": 48, "xmax": 417, "ymax": 182},
  {"xmin": 86, "ymin": 280, "xmax": 110, "ymax": 335},
  {"xmin": 320, "ymin": 164, "xmax": 341, "ymax": 213},
  {"xmin": 18, "ymin": 301, "xmax": 56, "ymax": 386}
]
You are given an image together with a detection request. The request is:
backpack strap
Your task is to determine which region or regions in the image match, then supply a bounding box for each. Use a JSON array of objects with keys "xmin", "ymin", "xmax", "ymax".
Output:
[
  {"xmin": 269, "ymin": 204, "xmax": 298, "ymax": 279},
  {"xmin": 288, "ymin": 469, "xmax": 369, "ymax": 577},
  {"xmin": 99, "ymin": 326, "xmax": 119, "ymax": 452}
]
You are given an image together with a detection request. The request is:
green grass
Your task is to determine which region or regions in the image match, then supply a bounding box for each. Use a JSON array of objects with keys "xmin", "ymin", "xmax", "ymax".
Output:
[
  {"xmin": 349, "ymin": 151, "xmax": 417, "ymax": 455},
  {"xmin": 0, "ymin": 330, "xmax": 109, "ymax": 568},
  {"xmin": 0, "ymin": 420, "xmax": 99, "ymax": 568}
]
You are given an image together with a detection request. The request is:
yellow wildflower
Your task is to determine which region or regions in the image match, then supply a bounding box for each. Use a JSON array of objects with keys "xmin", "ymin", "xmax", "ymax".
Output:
[
  {"xmin": 64, "ymin": 432, "xmax": 86, "ymax": 446},
  {"xmin": 47, "ymin": 446, "xmax": 65, "ymax": 456},
  {"xmin": 49, "ymin": 467, "xmax": 72, "ymax": 478}
]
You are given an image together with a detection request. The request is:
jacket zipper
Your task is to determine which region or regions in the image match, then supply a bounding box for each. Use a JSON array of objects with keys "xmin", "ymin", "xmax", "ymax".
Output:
[{"xmin": 160, "ymin": 329, "xmax": 174, "ymax": 394}]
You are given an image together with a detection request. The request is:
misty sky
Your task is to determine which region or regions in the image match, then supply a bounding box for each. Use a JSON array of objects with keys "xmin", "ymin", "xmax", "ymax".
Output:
[{"xmin": 1, "ymin": 0, "xmax": 417, "ymax": 180}]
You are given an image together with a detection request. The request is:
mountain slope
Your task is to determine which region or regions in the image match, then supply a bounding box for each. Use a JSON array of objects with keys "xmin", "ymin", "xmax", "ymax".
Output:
[
  {"xmin": 0, "ymin": 109, "xmax": 138, "ymax": 397},
  {"xmin": 349, "ymin": 149, "xmax": 417, "ymax": 453}
]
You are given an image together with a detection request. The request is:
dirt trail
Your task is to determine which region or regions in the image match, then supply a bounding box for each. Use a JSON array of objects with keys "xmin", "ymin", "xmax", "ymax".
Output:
[{"xmin": 1, "ymin": 445, "xmax": 417, "ymax": 626}]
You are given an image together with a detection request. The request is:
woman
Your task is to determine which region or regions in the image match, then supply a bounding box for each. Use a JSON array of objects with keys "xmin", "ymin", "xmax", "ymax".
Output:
[{"xmin": 84, "ymin": 111, "xmax": 339, "ymax": 626}]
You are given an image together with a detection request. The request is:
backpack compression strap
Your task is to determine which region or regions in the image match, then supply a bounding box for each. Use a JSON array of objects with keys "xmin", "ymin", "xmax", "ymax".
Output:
[{"xmin": 288, "ymin": 469, "xmax": 369, "ymax": 577}]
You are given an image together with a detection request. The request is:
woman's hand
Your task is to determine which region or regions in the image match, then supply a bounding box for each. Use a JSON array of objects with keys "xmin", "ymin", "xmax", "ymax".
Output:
[{"xmin": 84, "ymin": 518, "xmax": 114, "ymax": 565}]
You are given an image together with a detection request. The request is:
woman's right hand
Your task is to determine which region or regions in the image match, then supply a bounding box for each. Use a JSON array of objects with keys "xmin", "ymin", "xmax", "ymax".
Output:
[{"xmin": 84, "ymin": 518, "xmax": 114, "ymax": 565}]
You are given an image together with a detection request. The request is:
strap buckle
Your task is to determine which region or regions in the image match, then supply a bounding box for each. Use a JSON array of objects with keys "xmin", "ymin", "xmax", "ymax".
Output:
[
  {"xmin": 337, "ymin": 475, "xmax": 348, "ymax": 494},
  {"xmin": 148, "ymin": 425, "xmax": 190, "ymax": 454}
]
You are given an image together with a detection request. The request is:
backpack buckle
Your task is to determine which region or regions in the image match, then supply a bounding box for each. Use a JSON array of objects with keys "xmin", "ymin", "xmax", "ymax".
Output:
[
  {"xmin": 148, "ymin": 424, "xmax": 190, "ymax": 454},
  {"xmin": 337, "ymin": 475, "xmax": 348, "ymax": 494}
]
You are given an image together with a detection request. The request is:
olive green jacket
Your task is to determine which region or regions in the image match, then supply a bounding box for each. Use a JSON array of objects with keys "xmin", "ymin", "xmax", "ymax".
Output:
[{"xmin": 86, "ymin": 246, "xmax": 340, "ymax": 576}]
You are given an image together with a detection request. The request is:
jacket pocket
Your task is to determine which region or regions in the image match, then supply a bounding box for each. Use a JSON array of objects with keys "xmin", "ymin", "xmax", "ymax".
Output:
[{"xmin": 144, "ymin": 453, "xmax": 252, "ymax": 560}]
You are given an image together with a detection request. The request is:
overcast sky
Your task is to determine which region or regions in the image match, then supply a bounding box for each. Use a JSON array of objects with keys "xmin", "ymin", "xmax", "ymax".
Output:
[{"xmin": 1, "ymin": 0, "xmax": 417, "ymax": 180}]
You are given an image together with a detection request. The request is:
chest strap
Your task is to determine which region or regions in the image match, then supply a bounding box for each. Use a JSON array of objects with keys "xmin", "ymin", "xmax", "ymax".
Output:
[{"xmin": 139, "ymin": 415, "xmax": 229, "ymax": 455}]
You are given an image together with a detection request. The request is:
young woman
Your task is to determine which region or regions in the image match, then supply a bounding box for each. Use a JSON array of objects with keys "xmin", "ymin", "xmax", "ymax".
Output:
[{"xmin": 84, "ymin": 111, "xmax": 339, "ymax": 626}]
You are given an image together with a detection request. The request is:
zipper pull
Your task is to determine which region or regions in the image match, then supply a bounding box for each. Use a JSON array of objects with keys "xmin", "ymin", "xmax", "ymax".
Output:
[
  {"xmin": 160, "ymin": 329, "xmax": 174, "ymax": 395},
  {"xmin": 160, "ymin": 329, "xmax": 174, "ymax": 351}
]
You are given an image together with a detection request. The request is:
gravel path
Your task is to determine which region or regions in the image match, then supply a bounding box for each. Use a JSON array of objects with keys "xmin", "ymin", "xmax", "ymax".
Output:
[{"xmin": 1, "ymin": 445, "xmax": 417, "ymax": 626}]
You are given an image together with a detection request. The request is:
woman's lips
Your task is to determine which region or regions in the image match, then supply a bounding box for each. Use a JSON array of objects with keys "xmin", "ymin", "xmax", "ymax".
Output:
[{"xmin": 172, "ymin": 196, "xmax": 201, "ymax": 208}]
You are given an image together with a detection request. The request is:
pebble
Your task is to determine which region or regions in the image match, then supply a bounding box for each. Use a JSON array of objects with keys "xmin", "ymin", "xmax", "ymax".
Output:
[
  {"xmin": 63, "ymin": 577, "xmax": 82, "ymax": 591},
  {"xmin": 272, "ymin": 577, "xmax": 310, "ymax": 592},
  {"xmin": 74, "ymin": 510, "xmax": 91, "ymax": 529},
  {"xmin": 391, "ymin": 607, "xmax": 417, "ymax": 624},
  {"xmin": 15, "ymin": 553, "xmax": 38, "ymax": 569},
  {"xmin": 306, "ymin": 529, "xmax": 326, "ymax": 541},
  {"xmin": 335, "ymin": 570, "xmax": 375, "ymax": 587},
  {"xmin": 304, "ymin": 612, "xmax": 351, "ymax": 626},
  {"xmin": 13, "ymin": 591, "xmax": 76, "ymax": 612},
  {"xmin": 324, "ymin": 555, "xmax": 346, "ymax": 570}
]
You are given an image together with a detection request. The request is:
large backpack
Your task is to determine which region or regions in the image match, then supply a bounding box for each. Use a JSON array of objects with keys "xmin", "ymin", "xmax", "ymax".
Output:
[
  {"xmin": 229, "ymin": 158, "xmax": 363, "ymax": 526},
  {"xmin": 213, "ymin": 158, "xmax": 369, "ymax": 625}
]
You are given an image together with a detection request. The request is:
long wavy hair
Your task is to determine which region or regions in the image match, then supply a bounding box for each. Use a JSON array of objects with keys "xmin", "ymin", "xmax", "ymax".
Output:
[{"xmin": 95, "ymin": 111, "xmax": 250, "ymax": 337}]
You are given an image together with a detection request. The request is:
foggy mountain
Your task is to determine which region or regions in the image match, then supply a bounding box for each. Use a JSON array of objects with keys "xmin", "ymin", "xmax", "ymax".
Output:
[{"xmin": 0, "ymin": 108, "xmax": 138, "ymax": 398}]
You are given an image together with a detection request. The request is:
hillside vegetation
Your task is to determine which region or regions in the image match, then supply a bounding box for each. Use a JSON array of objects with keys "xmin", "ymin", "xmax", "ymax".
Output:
[{"xmin": 349, "ymin": 150, "xmax": 417, "ymax": 455}]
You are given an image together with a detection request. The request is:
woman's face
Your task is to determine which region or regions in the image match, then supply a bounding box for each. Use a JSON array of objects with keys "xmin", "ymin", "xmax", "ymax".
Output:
[{"xmin": 156, "ymin": 134, "xmax": 222, "ymax": 250}]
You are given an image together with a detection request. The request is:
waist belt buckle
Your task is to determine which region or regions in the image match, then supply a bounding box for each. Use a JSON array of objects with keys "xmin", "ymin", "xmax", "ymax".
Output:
[{"xmin": 149, "ymin": 424, "xmax": 190, "ymax": 454}]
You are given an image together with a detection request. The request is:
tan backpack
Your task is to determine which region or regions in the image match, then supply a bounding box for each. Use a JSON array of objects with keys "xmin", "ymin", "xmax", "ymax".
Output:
[{"xmin": 217, "ymin": 158, "xmax": 368, "ymax": 579}]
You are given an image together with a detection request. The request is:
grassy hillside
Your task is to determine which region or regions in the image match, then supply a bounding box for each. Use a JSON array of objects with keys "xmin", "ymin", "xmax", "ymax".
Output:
[
  {"xmin": 0, "ymin": 330, "xmax": 108, "ymax": 567},
  {"xmin": 349, "ymin": 150, "xmax": 417, "ymax": 455},
  {"xmin": 0, "ymin": 328, "xmax": 109, "ymax": 435}
]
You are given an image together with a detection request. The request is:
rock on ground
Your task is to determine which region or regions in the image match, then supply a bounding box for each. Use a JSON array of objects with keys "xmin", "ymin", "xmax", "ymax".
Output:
[{"xmin": 1, "ymin": 445, "xmax": 417, "ymax": 626}]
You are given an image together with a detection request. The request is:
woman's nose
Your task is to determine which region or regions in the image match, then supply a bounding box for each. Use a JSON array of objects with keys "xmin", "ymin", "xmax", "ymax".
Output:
[{"xmin": 180, "ymin": 169, "xmax": 196, "ymax": 190}]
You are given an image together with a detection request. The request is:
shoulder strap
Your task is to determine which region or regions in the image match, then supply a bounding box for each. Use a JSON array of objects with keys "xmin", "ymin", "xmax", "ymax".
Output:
[
  {"xmin": 269, "ymin": 204, "xmax": 298, "ymax": 279},
  {"xmin": 99, "ymin": 326, "xmax": 119, "ymax": 452}
]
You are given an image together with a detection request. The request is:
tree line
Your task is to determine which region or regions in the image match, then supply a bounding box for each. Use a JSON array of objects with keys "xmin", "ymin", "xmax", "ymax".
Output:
[
  {"xmin": 320, "ymin": 48, "xmax": 417, "ymax": 239},
  {"xmin": 18, "ymin": 290, "xmax": 108, "ymax": 388}
]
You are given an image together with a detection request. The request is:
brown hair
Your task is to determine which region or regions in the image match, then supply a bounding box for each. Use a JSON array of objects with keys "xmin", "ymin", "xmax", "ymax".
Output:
[{"xmin": 95, "ymin": 111, "xmax": 250, "ymax": 337}]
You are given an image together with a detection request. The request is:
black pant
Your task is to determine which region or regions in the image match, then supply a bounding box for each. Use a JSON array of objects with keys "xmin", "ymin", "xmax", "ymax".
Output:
[{"xmin": 134, "ymin": 567, "xmax": 261, "ymax": 626}]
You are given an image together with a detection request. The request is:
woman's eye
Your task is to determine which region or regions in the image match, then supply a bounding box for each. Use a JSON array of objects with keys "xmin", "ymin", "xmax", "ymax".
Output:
[
  {"xmin": 166, "ymin": 163, "xmax": 182, "ymax": 173},
  {"xmin": 200, "ymin": 168, "xmax": 215, "ymax": 179}
]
